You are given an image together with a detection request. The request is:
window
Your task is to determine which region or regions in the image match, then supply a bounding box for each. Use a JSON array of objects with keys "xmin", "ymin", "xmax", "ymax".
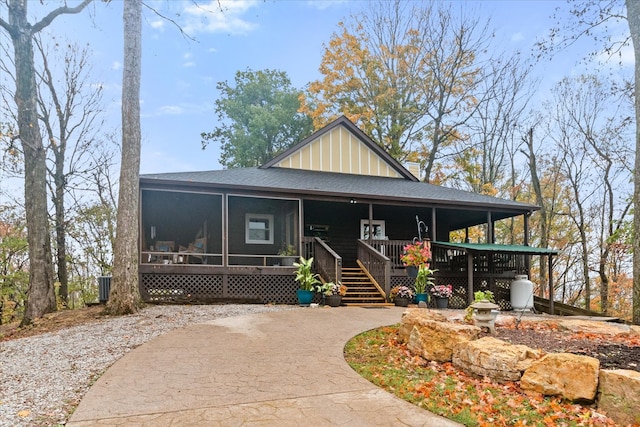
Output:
[
  {"xmin": 246, "ymin": 214, "xmax": 274, "ymax": 244},
  {"xmin": 360, "ymin": 219, "xmax": 386, "ymax": 240}
]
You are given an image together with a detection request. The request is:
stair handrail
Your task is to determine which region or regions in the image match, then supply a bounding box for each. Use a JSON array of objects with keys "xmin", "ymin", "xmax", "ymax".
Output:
[
  {"xmin": 357, "ymin": 239, "xmax": 391, "ymax": 298},
  {"xmin": 313, "ymin": 237, "xmax": 342, "ymax": 284},
  {"xmin": 356, "ymin": 259, "xmax": 387, "ymax": 300}
]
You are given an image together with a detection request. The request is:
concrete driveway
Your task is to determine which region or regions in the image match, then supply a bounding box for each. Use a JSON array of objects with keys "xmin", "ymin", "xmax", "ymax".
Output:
[{"xmin": 68, "ymin": 306, "xmax": 460, "ymax": 426}]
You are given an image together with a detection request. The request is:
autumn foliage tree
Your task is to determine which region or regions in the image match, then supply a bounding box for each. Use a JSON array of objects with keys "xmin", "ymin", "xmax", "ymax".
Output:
[{"xmin": 302, "ymin": 1, "xmax": 494, "ymax": 182}]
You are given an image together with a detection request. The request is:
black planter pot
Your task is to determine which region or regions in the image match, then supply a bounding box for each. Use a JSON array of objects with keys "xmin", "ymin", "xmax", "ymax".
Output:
[
  {"xmin": 394, "ymin": 296, "xmax": 411, "ymax": 307},
  {"xmin": 435, "ymin": 297, "xmax": 449, "ymax": 309},
  {"xmin": 325, "ymin": 295, "xmax": 342, "ymax": 307}
]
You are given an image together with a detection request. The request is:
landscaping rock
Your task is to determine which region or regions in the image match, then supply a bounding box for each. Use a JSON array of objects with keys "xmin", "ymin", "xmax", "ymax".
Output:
[
  {"xmin": 597, "ymin": 369, "xmax": 640, "ymax": 426},
  {"xmin": 452, "ymin": 337, "xmax": 542, "ymax": 382},
  {"xmin": 406, "ymin": 320, "xmax": 480, "ymax": 362},
  {"xmin": 521, "ymin": 353, "xmax": 600, "ymax": 402},
  {"xmin": 557, "ymin": 319, "xmax": 631, "ymax": 336},
  {"xmin": 397, "ymin": 308, "xmax": 449, "ymax": 343}
]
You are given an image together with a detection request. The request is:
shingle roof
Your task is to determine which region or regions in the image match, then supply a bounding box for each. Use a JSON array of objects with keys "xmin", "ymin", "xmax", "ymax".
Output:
[{"xmin": 140, "ymin": 167, "xmax": 538, "ymax": 213}]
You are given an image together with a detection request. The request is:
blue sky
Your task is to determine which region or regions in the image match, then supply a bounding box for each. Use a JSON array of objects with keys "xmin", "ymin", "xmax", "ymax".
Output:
[{"xmin": 36, "ymin": 0, "xmax": 633, "ymax": 175}]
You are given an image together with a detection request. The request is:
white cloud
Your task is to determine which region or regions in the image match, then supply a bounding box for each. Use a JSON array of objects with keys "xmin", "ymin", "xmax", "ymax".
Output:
[
  {"xmin": 150, "ymin": 19, "xmax": 165, "ymax": 30},
  {"xmin": 111, "ymin": 61, "xmax": 122, "ymax": 71},
  {"xmin": 144, "ymin": 102, "xmax": 214, "ymax": 118},
  {"xmin": 182, "ymin": 0, "xmax": 260, "ymax": 35},
  {"xmin": 596, "ymin": 43, "xmax": 635, "ymax": 68},
  {"xmin": 158, "ymin": 105, "xmax": 184, "ymax": 115},
  {"xmin": 183, "ymin": 61, "xmax": 196, "ymax": 68},
  {"xmin": 305, "ymin": 0, "xmax": 347, "ymax": 11}
]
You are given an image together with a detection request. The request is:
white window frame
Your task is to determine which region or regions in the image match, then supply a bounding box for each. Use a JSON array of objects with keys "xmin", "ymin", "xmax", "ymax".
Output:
[
  {"xmin": 360, "ymin": 219, "xmax": 386, "ymax": 240},
  {"xmin": 245, "ymin": 213, "xmax": 274, "ymax": 244}
]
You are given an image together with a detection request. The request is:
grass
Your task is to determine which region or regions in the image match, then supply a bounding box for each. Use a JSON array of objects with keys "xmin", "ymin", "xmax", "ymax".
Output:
[{"xmin": 343, "ymin": 325, "xmax": 616, "ymax": 427}]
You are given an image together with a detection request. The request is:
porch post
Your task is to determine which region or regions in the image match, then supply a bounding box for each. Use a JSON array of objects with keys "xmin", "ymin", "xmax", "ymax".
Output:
[
  {"xmin": 368, "ymin": 203, "xmax": 373, "ymax": 244},
  {"xmin": 223, "ymin": 194, "xmax": 228, "ymax": 267},
  {"xmin": 524, "ymin": 213, "xmax": 531, "ymax": 277},
  {"xmin": 486, "ymin": 211, "xmax": 493, "ymax": 243},
  {"xmin": 299, "ymin": 198, "xmax": 304, "ymax": 256},
  {"xmin": 431, "ymin": 208, "xmax": 436, "ymax": 241},
  {"xmin": 548, "ymin": 254, "xmax": 554, "ymax": 315},
  {"xmin": 467, "ymin": 251, "xmax": 474, "ymax": 305}
]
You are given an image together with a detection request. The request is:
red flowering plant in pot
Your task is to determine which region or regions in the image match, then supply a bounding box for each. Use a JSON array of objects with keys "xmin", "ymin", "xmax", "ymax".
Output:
[{"xmin": 400, "ymin": 240, "xmax": 431, "ymax": 277}]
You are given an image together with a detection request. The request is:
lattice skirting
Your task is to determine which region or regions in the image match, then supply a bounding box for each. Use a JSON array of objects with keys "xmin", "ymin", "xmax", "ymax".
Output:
[
  {"xmin": 140, "ymin": 273, "xmax": 299, "ymax": 304},
  {"xmin": 391, "ymin": 274, "xmax": 514, "ymax": 310}
]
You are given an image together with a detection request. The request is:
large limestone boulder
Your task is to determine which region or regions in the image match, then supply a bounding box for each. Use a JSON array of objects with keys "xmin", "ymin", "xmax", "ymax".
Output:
[
  {"xmin": 597, "ymin": 369, "xmax": 640, "ymax": 426},
  {"xmin": 452, "ymin": 337, "xmax": 543, "ymax": 382},
  {"xmin": 397, "ymin": 308, "xmax": 449, "ymax": 343},
  {"xmin": 406, "ymin": 320, "xmax": 480, "ymax": 362},
  {"xmin": 557, "ymin": 319, "xmax": 632, "ymax": 337},
  {"xmin": 521, "ymin": 353, "xmax": 600, "ymax": 402}
]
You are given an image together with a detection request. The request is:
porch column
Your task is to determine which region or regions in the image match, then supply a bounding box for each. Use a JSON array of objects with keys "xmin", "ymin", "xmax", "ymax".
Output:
[
  {"xmin": 486, "ymin": 211, "xmax": 493, "ymax": 243},
  {"xmin": 524, "ymin": 213, "xmax": 531, "ymax": 277},
  {"xmin": 431, "ymin": 208, "xmax": 437, "ymax": 241},
  {"xmin": 368, "ymin": 203, "xmax": 373, "ymax": 244},
  {"xmin": 467, "ymin": 251, "xmax": 474, "ymax": 304},
  {"xmin": 548, "ymin": 254, "xmax": 554, "ymax": 315},
  {"xmin": 223, "ymin": 194, "xmax": 228, "ymax": 267}
]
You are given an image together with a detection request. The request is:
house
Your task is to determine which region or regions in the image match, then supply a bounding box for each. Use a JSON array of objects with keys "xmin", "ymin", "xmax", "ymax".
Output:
[{"xmin": 139, "ymin": 116, "xmax": 557, "ymax": 308}]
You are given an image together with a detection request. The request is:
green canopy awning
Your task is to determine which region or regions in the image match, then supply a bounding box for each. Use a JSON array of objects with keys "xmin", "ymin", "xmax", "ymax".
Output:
[{"xmin": 432, "ymin": 241, "xmax": 558, "ymax": 256}]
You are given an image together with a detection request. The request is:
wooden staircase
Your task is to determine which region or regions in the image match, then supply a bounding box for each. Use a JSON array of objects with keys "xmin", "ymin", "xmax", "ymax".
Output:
[{"xmin": 341, "ymin": 266, "xmax": 388, "ymax": 305}]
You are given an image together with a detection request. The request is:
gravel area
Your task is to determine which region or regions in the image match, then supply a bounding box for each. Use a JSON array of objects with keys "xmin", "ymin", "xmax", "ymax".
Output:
[{"xmin": 0, "ymin": 304, "xmax": 297, "ymax": 427}]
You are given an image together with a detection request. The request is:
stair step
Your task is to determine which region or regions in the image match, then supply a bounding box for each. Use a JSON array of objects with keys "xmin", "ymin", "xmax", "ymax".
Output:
[{"xmin": 334, "ymin": 264, "xmax": 387, "ymax": 304}]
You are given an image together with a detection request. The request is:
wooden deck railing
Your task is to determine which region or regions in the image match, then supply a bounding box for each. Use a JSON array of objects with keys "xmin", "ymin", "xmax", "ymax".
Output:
[
  {"xmin": 366, "ymin": 239, "xmax": 413, "ymax": 274},
  {"xmin": 357, "ymin": 239, "xmax": 391, "ymax": 297},
  {"xmin": 311, "ymin": 237, "xmax": 342, "ymax": 284}
]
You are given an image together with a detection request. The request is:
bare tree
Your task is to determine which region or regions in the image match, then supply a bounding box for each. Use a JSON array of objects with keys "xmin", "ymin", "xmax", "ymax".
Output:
[
  {"xmin": 626, "ymin": 0, "xmax": 640, "ymax": 324},
  {"xmin": 33, "ymin": 36, "xmax": 105, "ymax": 305},
  {"xmin": 537, "ymin": 0, "xmax": 638, "ymax": 325},
  {"xmin": 106, "ymin": 0, "xmax": 143, "ymax": 315},
  {"xmin": 456, "ymin": 54, "xmax": 536, "ymax": 194},
  {"xmin": 546, "ymin": 75, "xmax": 633, "ymax": 312},
  {"xmin": 0, "ymin": 0, "xmax": 93, "ymax": 325},
  {"xmin": 418, "ymin": 4, "xmax": 493, "ymax": 182}
]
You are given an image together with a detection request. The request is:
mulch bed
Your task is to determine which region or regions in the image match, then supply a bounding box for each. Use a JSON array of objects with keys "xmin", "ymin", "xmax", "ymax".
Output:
[{"xmin": 493, "ymin": 326, "xmax": 640, "ymax": 372}]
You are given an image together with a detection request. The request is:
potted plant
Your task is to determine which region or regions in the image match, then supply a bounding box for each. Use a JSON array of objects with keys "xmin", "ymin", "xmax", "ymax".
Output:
[
  {"xmin": 430, "ymin": 284, "xmax": 453, "ymax": 309},
  {"xmin": 278, "ymin": 243, "xmax": 297, "ymax": 266},
  {"xmin": 317, "ymin": 281, "xmax": 347, "ymax": 307},
  {"xmin": 293, "ymin": 256, "xmax": 320, "ymax": 306},
  {"xmin": 400, "ymin": 240, "xmax": 431, "ymax": 278},
  {"xmin": 414, "ymin": 265, "xmax": 436, "ymax": 304},
  {"xmin": 390, "ymin": 285, "xmax": 414, "ymax": 307}
]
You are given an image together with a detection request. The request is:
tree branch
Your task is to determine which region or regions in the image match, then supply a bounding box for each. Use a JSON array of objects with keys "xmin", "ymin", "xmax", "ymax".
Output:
[{"xmin": 32, "ymin": 0, "xmax": 94, "ymax": 34}]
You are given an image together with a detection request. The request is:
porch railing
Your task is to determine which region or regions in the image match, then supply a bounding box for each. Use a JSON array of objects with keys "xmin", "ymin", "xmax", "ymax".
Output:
[
  {"xmin": 311, "ymin": 237, "xmax": 342, "ymax": 284},
  {"xmin": 367, "ymin": 239, "xmax": 412, "ymax": 274},
  {"xmin": 357, "ymin": 239, "xmax": 391, "ymax": 297}
]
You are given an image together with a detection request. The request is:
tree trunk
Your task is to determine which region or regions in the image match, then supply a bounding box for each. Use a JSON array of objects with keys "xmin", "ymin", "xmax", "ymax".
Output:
[
  {"xmin": 9, "ymin": 2, "xmax": 57, "ymax": 326},
  {"xmin": 627, "ymin": 0, "xmax": 640, "ymax": 325},
  {"xmin": 55, "ymin": 163, "xmax": 68, "ymax": 305},
  {"xmin": 106, "ymin": 0, "xmax": 143, "ymax": 315}
]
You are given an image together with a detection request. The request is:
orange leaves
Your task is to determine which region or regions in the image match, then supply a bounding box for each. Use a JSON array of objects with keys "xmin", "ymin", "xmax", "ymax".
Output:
[{"xmin": 346, "ymin": 325, "xmax": 619, "ymax": 426}]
